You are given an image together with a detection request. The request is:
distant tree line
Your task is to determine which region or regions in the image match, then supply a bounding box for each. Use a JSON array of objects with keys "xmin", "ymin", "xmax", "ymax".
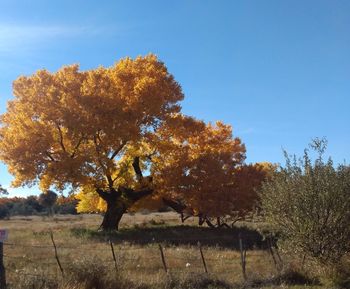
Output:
[{"xmin": 0, "ymin": 194, "xmax": 78, "ymax": 219}]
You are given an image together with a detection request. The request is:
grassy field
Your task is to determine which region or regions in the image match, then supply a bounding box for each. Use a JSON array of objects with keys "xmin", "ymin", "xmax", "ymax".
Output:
[{"xmin": 0, "ymin": 212, "xmax": 333, "ymax": 288}]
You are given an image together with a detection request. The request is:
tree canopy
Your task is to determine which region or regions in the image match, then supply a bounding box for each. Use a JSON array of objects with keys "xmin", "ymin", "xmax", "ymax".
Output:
[
  {"xmin": 38, "ymin": 190, "xmax": 58, "ymax": 216},
  {"xmin": 0, "ymin": 54, "xmax": 248, "ymax": 230},
  {"xmin": 1, "ymin": 55, "xmax": 182, "ymax": 191}
]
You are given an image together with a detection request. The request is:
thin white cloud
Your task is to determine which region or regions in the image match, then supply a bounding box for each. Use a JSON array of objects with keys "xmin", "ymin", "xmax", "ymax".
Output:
[{"xmin": 0, "ymin": 24, "xmax": 108, "ymax": 54}]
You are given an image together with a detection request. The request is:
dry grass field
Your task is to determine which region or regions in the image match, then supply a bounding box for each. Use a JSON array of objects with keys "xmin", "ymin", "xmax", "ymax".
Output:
[{"xmin": 0, "ymin": 213, "xmax": 331, "ymax": 288}]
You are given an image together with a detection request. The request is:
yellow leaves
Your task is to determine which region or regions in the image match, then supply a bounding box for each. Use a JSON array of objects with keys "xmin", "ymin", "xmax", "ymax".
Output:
[
  {"xmin": 76, "ymin": 188, "xmax": 106, "ymax": 213},
  {"xmin": 0, "ymin": 54, "xmax": 184, "ymax": 193},
  {"xmin": 150, "ymin": 113, "xmax": 246, "ymax": 217},
  {"xmin": 1, "ymin": 54, "xmax": 254, "ymax": 220},
  {"xmin": 39, "ymin": 174, "xmax": 52, "ymax": 192}
]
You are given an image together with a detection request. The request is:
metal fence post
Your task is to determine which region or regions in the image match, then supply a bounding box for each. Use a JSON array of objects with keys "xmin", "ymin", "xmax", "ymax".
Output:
[{"xmin": 0, "ymin": 242, "xmax": 6, "ymax": 289}]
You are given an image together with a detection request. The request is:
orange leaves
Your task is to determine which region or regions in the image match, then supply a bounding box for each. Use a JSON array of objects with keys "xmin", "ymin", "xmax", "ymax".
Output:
[
  {"xmin": 149, "ymin": 113, "xmax": 273, "ymax": 221},
  {"xmin": 0, "ymin": 55, "xmax": 183, "ymax": 192},
  {"xmin": 228, "ymin": 162, "xmax": 276, "ymax": 215},
  {"xmin": 151, "ymin": 114, "xmax": 246, "ymax": 217},
  {"xmin": 0, "ymin": 54, "xmax": 260, "ymax": 224}
]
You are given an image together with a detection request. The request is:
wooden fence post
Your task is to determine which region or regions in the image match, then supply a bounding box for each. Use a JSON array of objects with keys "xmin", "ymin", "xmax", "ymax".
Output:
[
  {"xmin": 109, "ymin": 240, "xmax": 118, "ymax": 274},
  {"xmin": 267, "ymin": 235, "xmax": 283, "ymax": 272},
  {"xmin": 239, "ymin": 234, "xmax": 247, "ymax": 281},
  {"xmin": 198, "ymin": 242, "xmax": 208, "ymax": 274},
  {"xmin": 274, "ymin": 247, "xmax": 283, "ymax": 270},
  {"xmin": 267, "ymin": 237, "xmax": 278, "ymax": 269},
  {"xmin": 0, "ymin": 242, "xmax": 6, "ymax": 289},
  {"xmin": 158, "ymin": 244, "xmax": 168, "ymax": 273},
  {"xmin": 50, "ymin": 232, "xmax": 64, "ymax": 277}
]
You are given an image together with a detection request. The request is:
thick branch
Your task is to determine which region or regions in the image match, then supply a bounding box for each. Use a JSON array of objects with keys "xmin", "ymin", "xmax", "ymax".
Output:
[
  {"xmin": 95, "ymin": 187, "xmax": 120, "ymax": 201},
  {"xmin": 198, "ymin": 215, "xmax": 206, "ymax": 226},
  {"xmin": 55, "ymin": 122, "xmax": 66, "ymax": 152},
  {"xmin": 162, "ymin": 198, "xmax": 187, "ymax": 214},
  {"xmin": 181, "ymin": 214, "xmax": 192, "ymax": 223},
  {"xmin": 132, "ymin": 156, "xmax": 143, "ymax": 182},
  {"xmin": 95, "ymin": 188, "xmax": 110, "ymax": 201},
  {"xmin": 93, "ymin": 135, "xmax": 116, "ymax": 190},
  {"xmin": 106, "ymin": 175, "xmax": 114, "ymax": 190},
  {"xmin": 205, "ymin": 218, "xmax": 216, "ymax": 228},
  {"xmin": 120, "ymin": 186, "xmax": 153, "ymax": 202}
]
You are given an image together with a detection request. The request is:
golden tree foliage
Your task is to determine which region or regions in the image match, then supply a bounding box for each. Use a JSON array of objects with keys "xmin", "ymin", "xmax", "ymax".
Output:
[
  {"xmin": 76, "ymin": 188, "xmax": 106, "ymax": 213},
  {"xmin": 0, "ymin": 54, "xmax": 249, "ymax": 229},
  {"xmin": 0, "ymin": 55, "xmax": 182, "ymax": 192},
  {"xmin": 151, "ymin": 114, "xmax": 246, "ymax": 218},
  {"xmin": 227, "ymin": 162, "xmax": 276, "ymax": 219}
]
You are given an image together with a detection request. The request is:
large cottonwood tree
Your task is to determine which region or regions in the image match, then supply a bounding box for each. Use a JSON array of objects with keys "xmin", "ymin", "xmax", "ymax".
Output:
[{"xmin": 0, "ymin": 54, "xmax": 246, "ymax": 230}]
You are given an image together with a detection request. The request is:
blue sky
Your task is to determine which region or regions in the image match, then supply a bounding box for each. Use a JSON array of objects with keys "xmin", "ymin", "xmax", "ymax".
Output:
[{"xmin": 0, "ymin": 0, "xmax": 349, "ymax": 196}]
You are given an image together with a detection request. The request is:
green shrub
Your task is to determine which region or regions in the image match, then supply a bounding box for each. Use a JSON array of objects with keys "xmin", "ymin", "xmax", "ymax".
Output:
[
  {"xmin": 0, "ymin": 204, "xmax": 9, "ymax": 219},
  {"xmin": 39, "ymin": 190, "xmax": 58, "ymax": 216},
  {"xmin": 260, "ymin": 138, "xmax": 350, "ymax": 265}
]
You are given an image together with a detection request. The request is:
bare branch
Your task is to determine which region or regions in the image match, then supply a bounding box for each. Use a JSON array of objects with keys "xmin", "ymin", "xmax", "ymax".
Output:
[
  {"xmin": 110, "ymin": 141, "xmax": 127, "ymax": 160},
  {"xmin": 70, "ymin": 135, "xmax": 85, "ymax": 158},
  {"xmin": 45, "ymin": 151, "xmax": 56, "ymax": 162},
  {"xmin": 93, "ymin": 135, "xmax": 108, "ymax": 172},
  {"xmin": 55, "ymin": 122, "xmax": 66, "ymax": 152},
  {"xmin": 145, "ymin": 151, "xmax": 157, "ymax": 161},
  {"xmin": 93, "ymin": 134, "xmax": 115, "ymax": 190}
]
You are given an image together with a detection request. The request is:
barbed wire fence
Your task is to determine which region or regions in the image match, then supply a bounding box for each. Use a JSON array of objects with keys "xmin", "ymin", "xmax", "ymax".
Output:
[{"xmin": 0, "ymin": 232, "xmax": 283, "ymax": 288}]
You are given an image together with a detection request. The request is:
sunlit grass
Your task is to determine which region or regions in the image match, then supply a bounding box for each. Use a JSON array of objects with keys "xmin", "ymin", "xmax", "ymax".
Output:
[{"xmin": 0, "ymin": 213, "xmax": 330, "ymax": 288}]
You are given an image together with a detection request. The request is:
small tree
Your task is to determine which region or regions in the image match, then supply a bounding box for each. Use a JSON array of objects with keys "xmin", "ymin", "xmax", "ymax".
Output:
[
  {"xmin": 39, "ymin": 190, "xmax": 58, "ymax": 216},
  {"xmin": 260, "ymin": 138, "xmax": 350, "ymax": 265},
  {"xmin": 0, "ymin": 185, "xmax": 8, "ymax": 195}
]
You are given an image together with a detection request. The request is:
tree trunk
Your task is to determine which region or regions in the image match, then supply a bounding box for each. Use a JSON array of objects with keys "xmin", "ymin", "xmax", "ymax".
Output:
[
  {"xmin": 99, "ymin": 199, "xmax": 126, "ymax": 231},
  {"xmin": 96, "ymin": 185, "xmax": 153, "ymax": 231}
]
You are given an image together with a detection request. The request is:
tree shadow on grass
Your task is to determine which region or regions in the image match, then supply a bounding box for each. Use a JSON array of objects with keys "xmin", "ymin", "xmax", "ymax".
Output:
[{"xmin": 71, "ymin": 225, "xmax": 270, "ymax": 250}]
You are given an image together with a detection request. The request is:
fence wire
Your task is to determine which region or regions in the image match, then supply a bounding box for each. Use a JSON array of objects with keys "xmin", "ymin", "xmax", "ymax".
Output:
[{"xmin": 1, "ymin": 234, "xmax": 281, "ymax": 283}]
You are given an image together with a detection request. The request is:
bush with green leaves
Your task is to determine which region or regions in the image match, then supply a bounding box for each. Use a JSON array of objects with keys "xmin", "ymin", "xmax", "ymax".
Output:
[
  {"xmin": 38, "ymin": 190, "xmax": 58, "ymax": 216},
  {"xmin": 0, "ymin": 184, "xmax": 8, "ymax": 195},
  {"xmin": 260, "ymin": 138, "xmax": 350, "ymax": 265}
]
